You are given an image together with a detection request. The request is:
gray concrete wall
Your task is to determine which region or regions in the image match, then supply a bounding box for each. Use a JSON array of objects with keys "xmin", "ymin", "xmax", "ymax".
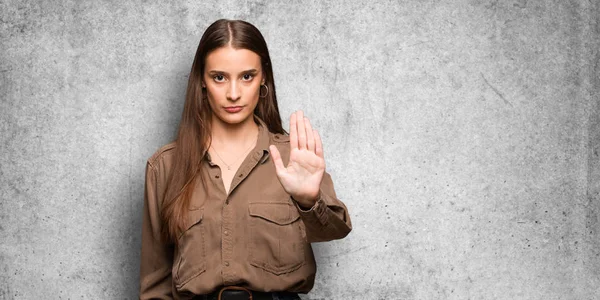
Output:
[{"xmin": 1, "ymin": 1, "xmax": 598, "ymax": 299}]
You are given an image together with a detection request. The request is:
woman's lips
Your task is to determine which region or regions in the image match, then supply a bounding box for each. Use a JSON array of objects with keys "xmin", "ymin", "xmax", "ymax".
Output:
[{"xmin": 224, "ymin": 106, "xmax": 243, "ymax": 113}]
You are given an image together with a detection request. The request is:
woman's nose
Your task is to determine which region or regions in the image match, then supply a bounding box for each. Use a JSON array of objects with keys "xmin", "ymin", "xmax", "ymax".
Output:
[{"xmin": 227, "ymin": 81, "xmax": 241, "ymax": 101}]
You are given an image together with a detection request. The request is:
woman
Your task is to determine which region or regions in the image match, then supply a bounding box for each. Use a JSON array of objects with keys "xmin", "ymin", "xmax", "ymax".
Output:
[{"xmin": 139, "ymin": 19, "xmax": 352, "ymax": 300}]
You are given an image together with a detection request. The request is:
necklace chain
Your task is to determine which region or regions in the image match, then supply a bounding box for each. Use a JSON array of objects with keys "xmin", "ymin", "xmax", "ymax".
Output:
[{"xmin": 210, "ymin": 132, "xmax": 258, "ymax": 170}]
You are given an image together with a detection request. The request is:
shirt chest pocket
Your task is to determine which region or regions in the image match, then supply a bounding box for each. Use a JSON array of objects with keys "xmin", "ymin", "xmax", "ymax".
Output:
[
  {"xmin": 248, "ymin": 202, "xmax": 306, "ymax": 275},
  {"xmin": 174, "ymin": 207, "xmax": 206, "ymax": 289}
]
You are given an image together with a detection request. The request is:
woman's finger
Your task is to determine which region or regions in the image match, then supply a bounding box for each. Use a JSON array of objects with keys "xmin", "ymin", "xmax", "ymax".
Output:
[
  {"xmin": 269, "ymin": 145, "xmax": 286, "ymax": 175},
  {"xmin": 304, "ymin": 116, "xmax": 315, "ymax": 152},
  {"xmin": 314, "ymin": 129, "xmax": 324, "ymax": 159},
  {"xmin": 289, "ymin": 112, "xmax": 298, "ymax": 150},
  {"xmin": 296, "ymin": 110, "xmax": 307, "ymax": 150}
]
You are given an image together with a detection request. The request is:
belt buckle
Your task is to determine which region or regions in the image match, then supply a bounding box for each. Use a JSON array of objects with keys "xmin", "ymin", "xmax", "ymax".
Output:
[{"xmin": 218, "ymin": 286, "xmax": 253, "ymax": 300}]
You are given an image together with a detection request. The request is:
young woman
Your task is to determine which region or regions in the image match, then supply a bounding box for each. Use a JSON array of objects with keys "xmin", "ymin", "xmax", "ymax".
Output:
[{"xmin": 139, "ymin": 19, "xmax": 352, "ymax": 300}]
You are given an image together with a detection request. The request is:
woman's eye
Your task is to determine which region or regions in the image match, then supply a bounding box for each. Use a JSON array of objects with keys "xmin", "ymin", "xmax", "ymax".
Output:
[
  {"xmin": 213, "ymin": 75, "xmax": 225, "ymax": 82},
  {"xmin": 242, "ymin": 74, "xmax": 253, "ymax": 81}
]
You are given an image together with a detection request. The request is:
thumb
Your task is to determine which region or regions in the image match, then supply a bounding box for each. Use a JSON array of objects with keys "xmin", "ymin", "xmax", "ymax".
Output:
[{"xmin": 269, "ymin": 145, "xmax": 286, "ymax": 175}]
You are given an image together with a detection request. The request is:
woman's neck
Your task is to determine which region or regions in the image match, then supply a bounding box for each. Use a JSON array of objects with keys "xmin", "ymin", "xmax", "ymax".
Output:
[{"xmin": 210, "ymin": 115, "xmax": 259, "ymax": 147}]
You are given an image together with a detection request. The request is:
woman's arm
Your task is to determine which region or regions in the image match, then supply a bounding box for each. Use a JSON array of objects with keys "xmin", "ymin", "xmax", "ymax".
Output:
[
  {"xmin": 293, "ymin": 171, "xmax": 352, "ymax": 243},
  {"xmin": 139, "ymin": 162, "xmax": 174, "ymax": 300},
  {"xmin": 270, "ymin": 110, "xmax": 352, "ymax": 243}
]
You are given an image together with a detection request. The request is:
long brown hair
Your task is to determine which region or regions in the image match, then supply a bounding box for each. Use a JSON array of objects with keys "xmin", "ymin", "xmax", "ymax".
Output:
[{"xmin": 161, "ymin": 19, "xmax": 286, "ymax": 243}]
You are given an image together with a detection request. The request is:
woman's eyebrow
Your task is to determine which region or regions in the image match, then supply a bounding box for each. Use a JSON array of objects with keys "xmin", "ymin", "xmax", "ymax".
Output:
[{"xmin": 207, "ymin": 69, "xmax": 258, "ymax": 75}]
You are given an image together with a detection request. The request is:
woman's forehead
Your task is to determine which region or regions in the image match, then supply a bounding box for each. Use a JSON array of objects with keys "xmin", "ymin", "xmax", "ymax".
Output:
[{"xmin": 205, "ymin": 46, "xmax": 261, "ymax": 73}]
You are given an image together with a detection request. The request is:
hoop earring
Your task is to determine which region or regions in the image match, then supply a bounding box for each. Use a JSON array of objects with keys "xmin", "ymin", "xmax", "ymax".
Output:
[{"xmin": 259, "ymin": 84, "xmax": 269, "ymax": 98}]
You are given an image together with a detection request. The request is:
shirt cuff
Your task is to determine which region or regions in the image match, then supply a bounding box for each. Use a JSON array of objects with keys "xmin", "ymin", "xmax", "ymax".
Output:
[{"xmin": 292, "ymin": 191, "xmax": 329, "ymax": 226}]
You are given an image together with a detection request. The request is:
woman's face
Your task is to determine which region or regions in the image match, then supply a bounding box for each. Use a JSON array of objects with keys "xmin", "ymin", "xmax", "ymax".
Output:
[{"xmin": 202, "ymin": 46, "xmax": 265, "ymax": 127}]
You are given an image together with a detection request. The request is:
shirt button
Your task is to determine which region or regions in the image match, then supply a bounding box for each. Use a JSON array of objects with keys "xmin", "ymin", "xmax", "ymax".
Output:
[
  {"xmin": 239, "ymin": 174, "xmax": 243, "ymax": 177},
  {"xmin": 224, "ymin": 230, "xmax": 229, "ymax": 236},
  {"xmin": 224, "ymin": 262, "xmax": 229, "ymax": 267}
]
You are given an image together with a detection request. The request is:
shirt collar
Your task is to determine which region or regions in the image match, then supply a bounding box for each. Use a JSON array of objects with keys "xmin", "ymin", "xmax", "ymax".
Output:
[
  {"xmin": 253, "ymin": 114, "xmax": 272, "ymax": 164},
  {"xmin": 205, "ymin": 114, "xmax": 271, "ymax": 165}
]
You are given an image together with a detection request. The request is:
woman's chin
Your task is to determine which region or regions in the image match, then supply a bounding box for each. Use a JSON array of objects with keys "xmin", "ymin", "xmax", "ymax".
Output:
[{"xmin": 214, "ymin": 112, "xmax": 252, "ymax": 126}]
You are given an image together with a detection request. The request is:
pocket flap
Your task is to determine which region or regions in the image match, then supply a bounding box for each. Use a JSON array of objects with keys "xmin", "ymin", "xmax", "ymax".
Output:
[
  {"xmin": 185, "ymin": 207, "xmax": 204, "ymax": 230},
  {"xmin": 249, "ymin": 202, "xmax": 300, "ymax": 225}
]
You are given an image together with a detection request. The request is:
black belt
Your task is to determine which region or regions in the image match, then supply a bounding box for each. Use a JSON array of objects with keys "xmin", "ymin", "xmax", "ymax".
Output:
[{"xmin": 193, "ymin": 286, "xmax": 300, "ymax": 300}]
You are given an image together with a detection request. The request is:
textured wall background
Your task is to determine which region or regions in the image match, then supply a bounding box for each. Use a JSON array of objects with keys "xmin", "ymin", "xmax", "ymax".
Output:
[{"xmin": 1, "ymin": 0, "xmax": 599, "ymax": 299}]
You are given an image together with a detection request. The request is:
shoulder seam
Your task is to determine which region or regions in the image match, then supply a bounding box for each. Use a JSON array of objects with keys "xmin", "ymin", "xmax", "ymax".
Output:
[
  {"xmin": 148, "ymin": 142, "xmax": 177, "ymax": 166},
  {"xmin": 272, "ymin": 134, "xmax": 290, "ymax": 144}
]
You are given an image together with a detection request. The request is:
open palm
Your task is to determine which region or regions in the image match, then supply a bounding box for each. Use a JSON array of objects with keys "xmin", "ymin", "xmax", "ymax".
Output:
[{"xmin": 269, "ymin": 110, "xmax": 325, "ymax": 208}]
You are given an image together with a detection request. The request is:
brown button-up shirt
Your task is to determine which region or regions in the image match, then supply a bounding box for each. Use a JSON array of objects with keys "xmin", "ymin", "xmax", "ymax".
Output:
[{"xmin": 139, "ymin": 116, "xmax": 352, "ymax": 299}]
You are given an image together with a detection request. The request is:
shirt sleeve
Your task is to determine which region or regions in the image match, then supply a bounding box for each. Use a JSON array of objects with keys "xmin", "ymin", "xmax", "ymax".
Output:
[
  {"xmin": 139, "ymin": 161, "xmax": 174, "ymax": 299},
  {"xmin": 292, "ymin": 171, "xmax": 352, "ymax": 243}
]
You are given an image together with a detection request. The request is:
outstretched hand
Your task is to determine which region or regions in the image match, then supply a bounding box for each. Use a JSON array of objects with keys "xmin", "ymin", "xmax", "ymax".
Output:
[{"xmin": 269, "ymin": 110, "xmax": 325, "ymax": 209}]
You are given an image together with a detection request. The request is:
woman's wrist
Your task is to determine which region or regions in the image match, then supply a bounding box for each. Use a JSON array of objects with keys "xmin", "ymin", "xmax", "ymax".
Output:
[{"xmin": 291, "ymin": 192, "xmax": 319, "ymax": 210}]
